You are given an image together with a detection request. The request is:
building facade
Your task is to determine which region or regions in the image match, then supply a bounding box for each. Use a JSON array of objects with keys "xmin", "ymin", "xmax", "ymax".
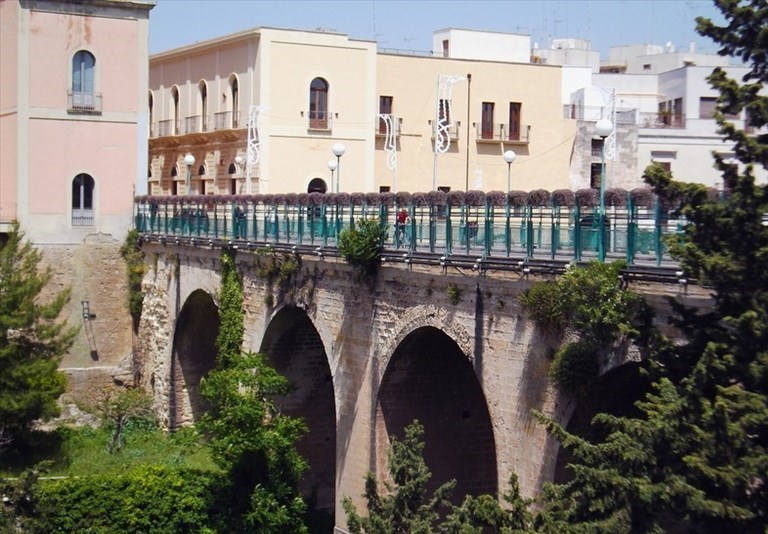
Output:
[
  {"xmin": 148, "ymin": 26, "xmax": 578, "ymax": 198},
  {"xmin": 1, "ymin": 0, "xmax": 154, "ymax": 243}
]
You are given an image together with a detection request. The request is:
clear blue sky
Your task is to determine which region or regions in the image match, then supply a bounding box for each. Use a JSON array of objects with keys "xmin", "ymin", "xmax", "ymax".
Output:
[{"xmin": 149, "ymin": 0, "xmax": 726, "ymax": 59}]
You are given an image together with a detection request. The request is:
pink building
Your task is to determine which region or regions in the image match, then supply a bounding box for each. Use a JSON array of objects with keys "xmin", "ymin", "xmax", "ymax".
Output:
[{"xmin": 1, "ymin": 0, "xmax": 154, "ymax": 244}]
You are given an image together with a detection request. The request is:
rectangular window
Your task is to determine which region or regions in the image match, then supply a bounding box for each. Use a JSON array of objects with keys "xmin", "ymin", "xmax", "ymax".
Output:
[
  {"xmin": 442, "ymin": 39, "xmax": 449, "ymax": 57},
  {"xmin": 673, "ymin": 97, "xmax": 683, "ymax": 126},
  {"xmin": 438, "ymin": 99, "xmax": 451, "ymax": 126},
  {"xmin": 508, "ymin": 102, "xmax": 521, "ymax": 141},
  {"xmin": 590, "ymin": 163, "xmax": 602, "ymax": 189},
  {"xmin": 481, "ymin": 102, "xmax": 494, "ymax": 139},
  {"xmin": 700, "ymin": 97, "xmax": 717, "ymax": 119},
  {"xmin": 379, "ymin": 96, "xmax": 393, "ymax": 133},
  {"xmin": 591, "ymin": 139, "xmax": 603, "ymax": 158},
  {"xmin": 230, "ymin": 179, "xmax": 238, "ymax": 195},
  {"xmin": 379, "ymin": 186, "xmax": 391, "ymax": 193}
]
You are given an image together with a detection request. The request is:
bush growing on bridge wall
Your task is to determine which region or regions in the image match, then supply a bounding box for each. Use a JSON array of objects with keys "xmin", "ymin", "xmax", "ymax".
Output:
[
  {"xmin": 338, "ymin": 217, "xmax": 387, "ymax": 276},
  {"xmin": 519, "ymin": 261, "xmax": 650, "ymax": 396},
  {"xmin": 120, "ymin": 228, "xmax": 147, "ymax": 331}
]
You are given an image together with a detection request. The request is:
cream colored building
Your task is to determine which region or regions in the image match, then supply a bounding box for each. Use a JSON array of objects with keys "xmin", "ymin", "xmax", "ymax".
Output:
[{"xmin": 148, "ymin": 26, "xmax": 577, "ymax": 197}]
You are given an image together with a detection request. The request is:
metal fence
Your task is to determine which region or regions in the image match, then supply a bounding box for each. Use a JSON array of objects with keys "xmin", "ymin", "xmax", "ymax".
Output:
[{"xmin": 134, "ymin": 194, "xmax": 685, "ymax": 266}]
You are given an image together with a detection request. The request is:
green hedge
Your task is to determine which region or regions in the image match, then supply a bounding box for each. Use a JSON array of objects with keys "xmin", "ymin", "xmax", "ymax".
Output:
[{"xmin": 37, "ymin": 465, "xmax": 220, "ymax": 533}]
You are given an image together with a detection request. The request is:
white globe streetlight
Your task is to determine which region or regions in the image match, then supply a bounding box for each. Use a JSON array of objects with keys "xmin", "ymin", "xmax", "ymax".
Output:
[
  {"xmin": 503, "ymin": 150, "xmax": 516, "ymax": 192},
  {"xmin": 327, "ymin": 159, "xmax": 338, "ymax": 193},
  {"xmin": 184, "ymin": 154, "xmax": 195, "ymax": 192},
  {"xmin": 331, "ymin": 143, "xmax": 346, "ymax": 193},
  {"xmin": 594, "ymin": 119, "xmax": 613, "ymax": 262}
]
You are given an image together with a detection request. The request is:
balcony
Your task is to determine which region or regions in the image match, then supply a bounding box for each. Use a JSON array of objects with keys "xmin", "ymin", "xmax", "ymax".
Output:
[
  {"xmin": 475, "ymin": 122, "xmax": 530, "ymax": 144},
  {"xmin": 156, "ymin": 119, "xmax": 178, "ymax": 137},
  {"xmin": 184, "ymin": 115, "xmax": 208, "ymax": 134},
  {"xmin": 429, "ymin": 120, "xmax": 460, "ymax": 141},
  {"xmin": 640, "ymin": 112, "xmax": 686, "ymax": 129},
  {"xmin": 375, "ymin": 114, "xmax": 401, "ymax": 137},
  {"xmin": 214, "ymin": 111, "xmax": 241, "ymax": 130},
  {"xmin": 67, "ymin": 91, "xmax": 102, "ymax": 114},
  {"xmin": 306, "ymin": 110, "xmax": 333, "ymax": 131},
  {"xmin": 563, "ymin": 104, "xmax": 636, "ymax": 125}
]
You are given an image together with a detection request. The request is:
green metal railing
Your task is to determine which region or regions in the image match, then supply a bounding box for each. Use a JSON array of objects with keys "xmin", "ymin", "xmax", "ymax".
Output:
[{"xmin": 134, "ymin": 195, "xmax": 685, "ymax": 265}]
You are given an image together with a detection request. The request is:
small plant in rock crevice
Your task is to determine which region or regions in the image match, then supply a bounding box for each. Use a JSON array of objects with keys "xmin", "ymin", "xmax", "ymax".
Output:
[{"xmin": 447, "ymin": 283, "xmax": 461, "ymax": 305}]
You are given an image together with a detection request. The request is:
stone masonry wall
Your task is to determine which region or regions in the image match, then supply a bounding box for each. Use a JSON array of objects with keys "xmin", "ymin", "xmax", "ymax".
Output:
[{"xmin": 136, "ymin": 243, "xmax": 711, "ymax": 530}]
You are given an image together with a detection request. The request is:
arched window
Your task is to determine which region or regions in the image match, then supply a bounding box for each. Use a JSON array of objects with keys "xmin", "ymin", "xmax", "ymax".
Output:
[
  {"xmin": 198, "ymin": 81, "xmax": 208, "ymax": 132},
  {"xmin": 72, "ymin": 174, "xmax": 95, "ymax": 226},
  {"xmin": 229, "ymin": 75, "xmax": 239, "ymax": 128},
  {"xmin": 71, "ymin": 50, "xmax": 96, "ymax": 110},
  {"xmin": 171, "ymin": 87, "xmax": 180, "ymax": 135},
  {"xmin": 148, "ymin": 91, "xmax": 154, "ymax": 137},
  {"xmin": 309, "ymin": 77, "xmax": 329, "ymax": 129}
]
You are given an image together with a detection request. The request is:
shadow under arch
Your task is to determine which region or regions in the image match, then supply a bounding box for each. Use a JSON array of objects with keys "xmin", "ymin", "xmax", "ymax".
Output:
[
  {"xmin": 377, "ymin": 326, "xmax": 498, "ymax": 502},
  {"xmin": 553, "ymin": 360, "xmax": 650, "ymax": 484},
  {"xmin": 259, "ymin": 305, "xmax": 336, "ymax": 527},
  {"xmin": 170, "ymin": 289, "xmax": 219, "ymax": 429}
]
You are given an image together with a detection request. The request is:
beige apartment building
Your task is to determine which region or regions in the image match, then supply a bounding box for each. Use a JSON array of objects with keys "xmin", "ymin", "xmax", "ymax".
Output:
[{"xmin": 148, "ymin": 26, "xmax": 577, "ymax": 197}]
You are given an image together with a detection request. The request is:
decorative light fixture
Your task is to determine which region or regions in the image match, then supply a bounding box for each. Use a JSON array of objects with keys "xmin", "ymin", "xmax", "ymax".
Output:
[
  {"xmin": 503, "ymin": 150, "xmax": 516, "ymax": 192},
  {"xmin": 331, "ymin": 143, "xmax": 346, "ymax": 193},
  {"xmin": 595, "ymin": 119, "xmax": 613, "ymax": 262}
]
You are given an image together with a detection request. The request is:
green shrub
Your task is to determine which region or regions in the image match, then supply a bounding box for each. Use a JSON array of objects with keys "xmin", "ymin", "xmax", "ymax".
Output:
[
  {"xmin": 337, "ymin": 218, "xmax": 386, "ymax": 275},
  {"xmin": 548, "ymin": 341, "xmax": 600, "ymax": 396},
  {"xmin": 120, "ymin": 229, "xmax": 147, "ymax": 330},
  {"xmin": 518, "ymin": 280, "xmax": 565, "ymax": 330},
  {"xmin": 447, "ymin": 283, "xmax": 461, "ymax": 305},
  {"xmin": 37, "ymin": 465, "xmax": 220, "ymax": 533}
]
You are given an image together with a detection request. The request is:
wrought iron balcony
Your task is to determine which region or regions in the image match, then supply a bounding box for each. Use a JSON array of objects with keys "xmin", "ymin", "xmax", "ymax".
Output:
[
  {"xmin": 475, "ymin": 122, "xmax": 530, "ymax": 143},
  {"xmin": 67, "ymin": 91, "xmax": 102, "ymax": 113},
  {"xmin": 376, "ymin": 114, "xmax": 401, "ymax": 136},
  {"xmin": 640, "ymin": 112, "xmax": 686, "ymax": 129},
  {"xmin": 214, "ymin": 111, "xmax": 241, "ymax": 130},
  {"xmin": 307, "ymin": 110, "xmax": 333, "ymax": 130}
]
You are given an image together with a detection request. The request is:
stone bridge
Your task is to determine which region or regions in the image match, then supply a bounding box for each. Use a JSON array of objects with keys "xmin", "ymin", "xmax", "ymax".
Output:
[{"xmin": 136, "ymin": 241, "xmax": 709, "ymax": 530}]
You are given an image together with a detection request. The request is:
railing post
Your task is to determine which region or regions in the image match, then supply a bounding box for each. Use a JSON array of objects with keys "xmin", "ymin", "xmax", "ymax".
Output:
[
  {"xmin": 573, "ymin": 204, "xmax": 582, "ymax": 261},
  {"xmin": 322, "ymin": 204, "xmax": 329, "ymax": 247},
  {"xmin": 505, "ymin": 199, "xmax": 511, "ymax": 257},
  {"xmin": 526, "ymin": 205, "xmax": 534, "ymax": 259},
  {"xmin": 654, "ymin": 196, "xmax": 662, "ymax": 266},
  {"xmin": 445, "ymin": 203, "xmax": 453, "ymax": 256},
  {"xmin": 483, "ymin": 200, "xmax": 492, "ymax": 258},
  {"xmin": 626, "ymin": 195, "xmax": 636, "ymax": 264},
  {"xmin": 409, "ymin": 205, "xmax": 417, "ymax": 252},
  {"xmin": 429, "ymin": 204, "xmax": 436, "ymax": 253},
  {"xmin": 550, "ymin": 205, "xmax": 558, "ymax": 259}
]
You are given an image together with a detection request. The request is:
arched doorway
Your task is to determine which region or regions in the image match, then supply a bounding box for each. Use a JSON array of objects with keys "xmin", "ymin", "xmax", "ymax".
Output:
[
  {"xmin": 260, "ymin": 306, "xmax": 335, "ymax": 529},
  {"xmin": 377, "ymin": 326, "xmax": 498, "ymax": 501},
  {"xmin": 169, "ymin": 290, "xmax": 219, "ymax": 429},
  {"xmin": 307, "ymin": 178, "xmax": 327, "ymax": 194}
]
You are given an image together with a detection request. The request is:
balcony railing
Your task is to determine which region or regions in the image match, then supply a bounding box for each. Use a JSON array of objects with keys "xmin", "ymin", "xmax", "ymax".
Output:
[
  {"xmin": 430, "ymin": 120, "xmax": 460, "ymax": 140},
  {"xmin": 184, "ymin": 115, "xmax": 208, "ymax": 134},
  {"xmin": 72, "ymin": 208, "xmax": 94, "ymax": 227},
  {"xmin": 68, "ymin": 91, "xmax": 102, "ymax": 113},
  {"xmin": 157, "ymin": 119, "xmax": 178, "ymax": 137},
  {"xmin": 640, "ymin": 112, "xmax": 686, "ymax": 129},
  {"xmin": 307, "ymin": 110, "xmax": 333, "ymax": 130},
  {"xmin": 476, "ymin": 123, "xmax": 531, "ymax": 143},
  {"xmin": 214, "ymin": 111, "xmax": 241, "ymax": 130},
  {"xmin": 563, "ymin": 105, "xmax": 636, "ymax": 125},
  {"xmin": 376, "ymin": 114, "xmax": 400, "ymax": 136}
]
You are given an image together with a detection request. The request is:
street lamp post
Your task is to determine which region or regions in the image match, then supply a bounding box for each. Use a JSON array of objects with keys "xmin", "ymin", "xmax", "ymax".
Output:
[
  {"xmin": 595, "ymin": 118, "xmax": 613, "ymax": 262},
  {"xmin": 503, "ymin": 150, "xmax": 516, "ymax": 192},
  {"xmin": 327, "ymin": 159, "xmax": 337, "ymax": 193},
  {"xmin": 184, "ymin": 153, "xmax": 195, "ymax": 193},
  {"xmin": 331, "ymin": 143, "xmax": 346, "ymax": 193}
]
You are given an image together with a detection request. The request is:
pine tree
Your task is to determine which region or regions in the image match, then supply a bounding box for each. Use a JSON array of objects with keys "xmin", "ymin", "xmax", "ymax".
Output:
[
  {"xmin": 536, "ymin": 2, "xmax": 768, "ymax": 531},
  {"xmin": 0, "ymin": 223, "xmax": 76, "ymax": 449}
]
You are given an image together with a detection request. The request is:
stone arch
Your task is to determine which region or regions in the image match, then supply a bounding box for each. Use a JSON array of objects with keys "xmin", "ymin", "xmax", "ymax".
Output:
[
  {"xmin": 169, "ymin": 289, "xmax": 219, "ymax": 429},
  {"xmin": 259, "ymin": 304, "xmax": 336, "ymax": 528},
  {"xmin": 376, "ymin": 325, "xmax": 498, "ymax": 503},
  {"xmin": 553, "ymin": 360, "xmax": 650, "ymax": 483},
  {"xmin": 378, "ymin": 304, "xmax": 473, "ymax": 375}
]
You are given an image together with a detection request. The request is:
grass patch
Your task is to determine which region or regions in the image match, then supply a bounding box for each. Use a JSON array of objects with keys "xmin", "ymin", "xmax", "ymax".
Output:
[{"xmin": 0, "ymin": 425, "xmax": 216, "ymax": 478}]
